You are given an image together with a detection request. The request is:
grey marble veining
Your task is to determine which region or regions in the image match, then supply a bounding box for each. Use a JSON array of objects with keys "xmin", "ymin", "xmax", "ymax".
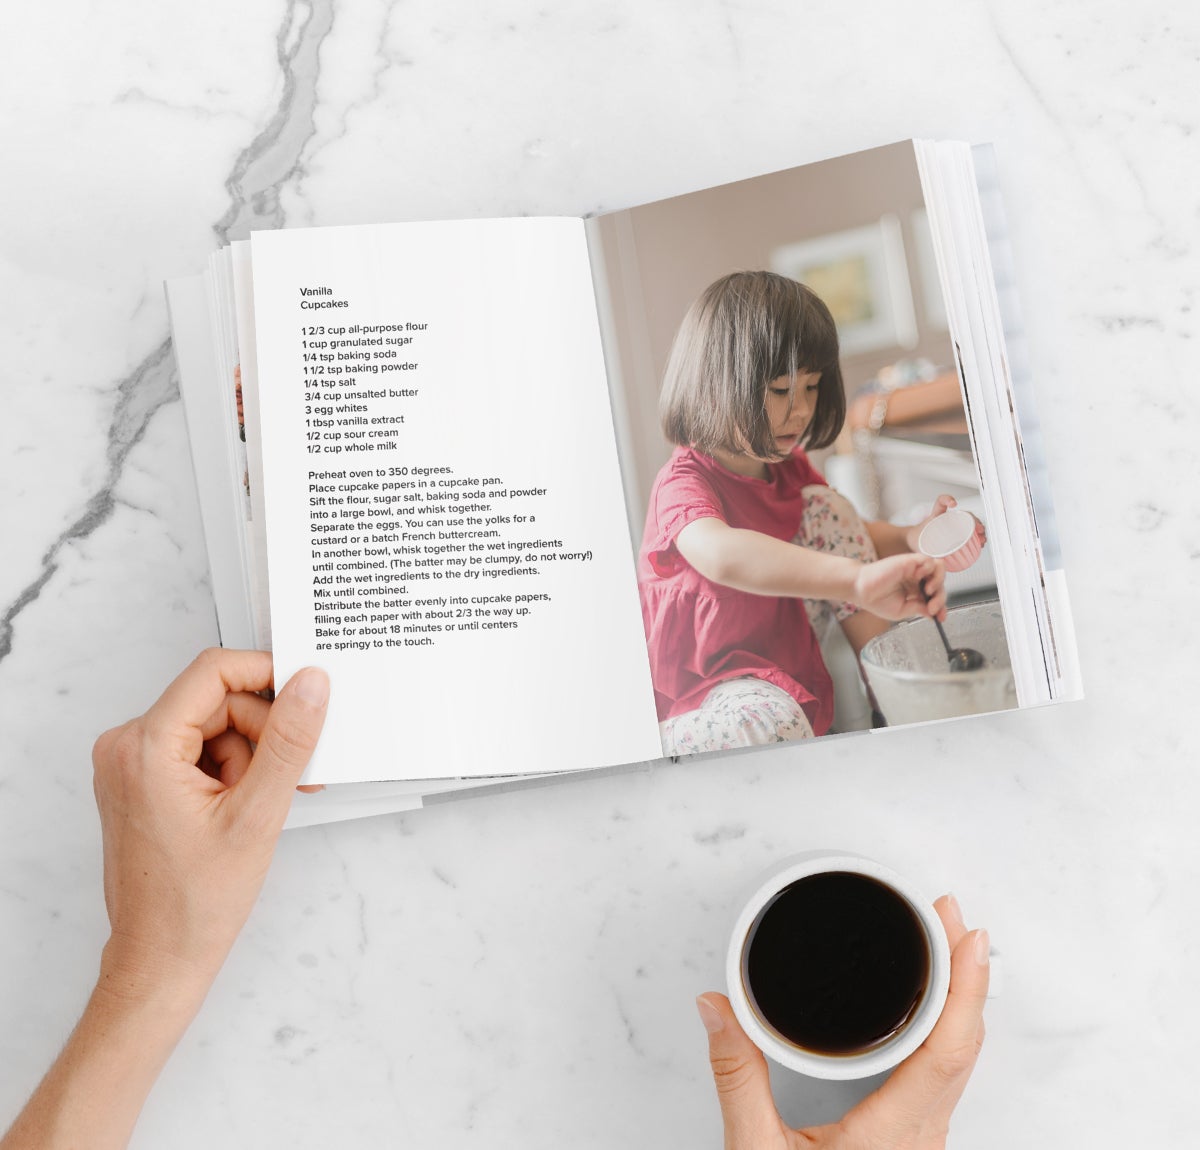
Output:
[
  {"xmin": 216, "ymin": 0, "xmax": 335, "ymax": 243},
  {"xmin": 2, "ymin": 1, "xmax": 1199, "ymax": 1146},
  {"xmin": 1, "ymin": 1, "xmax": 337, "ymax": 666},
  {"xmin": 0, "ymin": 338, "xmax": 176, "ymax": 663}
]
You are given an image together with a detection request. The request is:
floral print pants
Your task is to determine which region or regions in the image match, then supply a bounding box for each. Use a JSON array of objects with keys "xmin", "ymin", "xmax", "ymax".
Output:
[{"xmin": 658, "ymin": 485, "xmax": 878, "ymax": 757}]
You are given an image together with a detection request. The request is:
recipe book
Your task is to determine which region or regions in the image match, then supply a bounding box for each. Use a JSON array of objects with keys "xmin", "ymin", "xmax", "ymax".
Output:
[{"xmin": 165, "ymin": 139, "xmax": 1081, "ymax": 828}]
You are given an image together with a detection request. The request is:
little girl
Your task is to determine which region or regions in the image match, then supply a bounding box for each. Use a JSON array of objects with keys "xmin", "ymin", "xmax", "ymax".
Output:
[{"xmin": 638, "ymin": 270, "xmax": 984, "ymax": 755}]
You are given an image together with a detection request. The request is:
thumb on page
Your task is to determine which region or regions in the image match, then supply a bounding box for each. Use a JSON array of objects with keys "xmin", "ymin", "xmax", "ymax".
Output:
[{"xmin": 233, "ymin": 667, "xmax": 329, "ymax": 828}]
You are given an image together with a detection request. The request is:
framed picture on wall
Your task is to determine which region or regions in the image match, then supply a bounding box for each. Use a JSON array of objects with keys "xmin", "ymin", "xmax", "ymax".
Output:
[{"xmin": 770, "ymin": 215, "xmax": 918, "ymax": 355}]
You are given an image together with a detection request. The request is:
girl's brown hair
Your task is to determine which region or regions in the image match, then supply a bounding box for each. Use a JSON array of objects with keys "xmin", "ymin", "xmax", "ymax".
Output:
[{"xmin": 659, "ymin": 271, "xmax": 845, "ymax": 459}]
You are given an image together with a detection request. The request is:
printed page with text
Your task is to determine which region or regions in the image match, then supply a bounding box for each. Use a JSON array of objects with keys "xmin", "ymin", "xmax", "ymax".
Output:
[{"xmin": 251, "ymin": 218, "xmax": 662, "ymax": 784}]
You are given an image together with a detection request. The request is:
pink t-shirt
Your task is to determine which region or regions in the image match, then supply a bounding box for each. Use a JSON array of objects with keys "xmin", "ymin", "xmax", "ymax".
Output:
[{"xmin": 637, "ymin": 446, "xmax": 834, "ymax": 734}]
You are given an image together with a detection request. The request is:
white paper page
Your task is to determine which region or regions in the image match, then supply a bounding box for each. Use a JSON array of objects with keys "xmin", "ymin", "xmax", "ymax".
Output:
[
  {"xmin": 250, "ymin": 217, "xmax": 662, "ymax": 784},
  {"xmin": 210, "ymin": 249, "xmax": 260, "ymax": 629},
  {"xmin": 970, "ymin": 143, "xmax": 1081, "ymax": 702},
  {"xmin": 282, "ymin": 772, "xmax": 561, "ymax": 830},
  {"xmin": 953, "ymin": 146, "xmax": 1052, "ymax": 698},
  {"xmin": 166, "ymin": 276, "xmax": 256, "ymax": 649},
  {"xmin": 236, "ymin": 233, "xmax": 579, "ymax": 813},
  {"xmin": 238, "ymin": 240, "xmax": 585, "ymax": 809},
  {"xmin": 285, "ymin": 789, "xmax": 426, "ymax": 828},
  {"xmin": 230, "ymin": 241, "xmax": 272, "ymax": 649},
  {"xmin": 915, "ymin": 141, "xmax": 1043, "ymax": 708}
]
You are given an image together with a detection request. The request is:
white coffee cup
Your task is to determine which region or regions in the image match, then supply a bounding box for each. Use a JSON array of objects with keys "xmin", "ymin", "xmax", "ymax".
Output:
[{"xmin": 726, "ymin": 851, "xmax": 952, "ymax": 1081}]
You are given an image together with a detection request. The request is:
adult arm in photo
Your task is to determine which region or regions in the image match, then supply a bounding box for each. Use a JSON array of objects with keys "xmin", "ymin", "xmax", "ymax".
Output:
[{"xmin": 846, "ymin": 372, "xmax": 965, "ymax": 433}]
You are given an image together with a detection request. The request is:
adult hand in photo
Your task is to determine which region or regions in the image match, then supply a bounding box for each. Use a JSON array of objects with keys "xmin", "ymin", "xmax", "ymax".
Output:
[
  {"xmin": 697, "ymin": 894, "xmax": 989, "ymax": 1149},
  {"xmin": 2, "ymin": 649, "xmax": 330, "ymax": 1150}
]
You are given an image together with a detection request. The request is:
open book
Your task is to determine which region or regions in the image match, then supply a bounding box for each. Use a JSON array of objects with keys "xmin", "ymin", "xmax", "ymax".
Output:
[{"xmin": 166, "ymin": 140, "xmax": 1080, "ymax": 828}]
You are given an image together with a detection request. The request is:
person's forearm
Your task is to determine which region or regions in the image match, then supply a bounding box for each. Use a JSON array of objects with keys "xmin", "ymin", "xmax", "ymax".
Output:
[
  {"xmin": 849, "ymin": 373, "xmax": 964, "ymax": 430},
  {"xmin": 680, "ymin": 523, "xmax": 862, "ymax": 601},
  {"xmin": 7, "ymin": 653, "xmax": 330, "ymax": 1150},
  {"xmin": 866, "ymin": 519, "xmax": 917, "ymax": 558},
  {"xmin": 2, "ymin": 952, "xmax": 208, "ymax": 1150}
]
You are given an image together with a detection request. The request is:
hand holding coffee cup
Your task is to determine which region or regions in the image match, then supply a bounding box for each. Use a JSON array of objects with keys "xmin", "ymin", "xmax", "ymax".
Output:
[{"xmin": 696, "ymin": 853, "xmax": 991, "ymax": 1148}]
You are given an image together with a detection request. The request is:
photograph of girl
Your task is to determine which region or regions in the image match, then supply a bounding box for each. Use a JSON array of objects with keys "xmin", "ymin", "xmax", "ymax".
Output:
[
  {"xmin": 639, "ymin": 270, "xmax": 985, "ymax": 755},
  {"xmin": 589, "ymin": 142, "xmax": 1001, "ymax": 757}
]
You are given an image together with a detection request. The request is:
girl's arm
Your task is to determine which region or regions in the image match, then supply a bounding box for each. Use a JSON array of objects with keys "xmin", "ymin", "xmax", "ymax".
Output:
[
  {"xmin": 867, "ymin": 495, "xmax": 958, "ymax": 558},
  {"xmin": 866, "ymin": 518, "xmax": 918, "ymax": 559},
  {"xmin": 675, "ymin": 517, "xmax": 946, "ymax": 621}
]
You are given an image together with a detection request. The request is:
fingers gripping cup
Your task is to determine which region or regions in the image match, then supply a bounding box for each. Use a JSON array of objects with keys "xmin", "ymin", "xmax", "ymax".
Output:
[
  {"xmin": 726, "ymin": 852, "xmax": 951, "ymax": 1080},
  {"xmin": 917, "ymin": 507, "xmax": 981, "ymax": 572}
]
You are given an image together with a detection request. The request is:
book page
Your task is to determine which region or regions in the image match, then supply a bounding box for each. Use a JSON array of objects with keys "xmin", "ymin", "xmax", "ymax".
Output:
[
  {"xmin": 250, "ymin": 218, "xmax": 662, "ymax": 783},
  {"xmin": 229, "ymin": 241, "xmax": 273, "ymax": 649},
  {"xmin": 586, "ymin": 142, "xmax": 1028, "ymax": 742},
  {"xmin": 165, "ymin": 275, "xmax": 256, "ymax": 650}
]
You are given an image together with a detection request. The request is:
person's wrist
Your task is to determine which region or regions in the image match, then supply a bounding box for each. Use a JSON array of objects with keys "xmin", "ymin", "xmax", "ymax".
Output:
[
  {"xmin": 81, "ymin": 968, "xmax": 207, "ymax": 1098},
  {"xmin": 839, "ymin": 557, "xmax": 866, "ymax": 605},
  {"xmin": 97, "ymin": 934, "xmax": 219, "ymax": 1022}
]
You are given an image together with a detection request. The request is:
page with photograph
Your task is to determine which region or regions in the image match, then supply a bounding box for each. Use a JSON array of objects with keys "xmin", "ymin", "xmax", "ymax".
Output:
[
  {"xmin": 586, "ymin": 141, "xmax": 1024, "ymax": 752},
  {"xmin": 250, "ymin": 217, "xmax": 662, "ymax": 784}
]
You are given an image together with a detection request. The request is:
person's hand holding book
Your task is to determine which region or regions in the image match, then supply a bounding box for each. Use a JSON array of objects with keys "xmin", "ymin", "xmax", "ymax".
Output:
[{"xmin": 2, "ymin": 649, "xmax": 329, "ymax": 1150}]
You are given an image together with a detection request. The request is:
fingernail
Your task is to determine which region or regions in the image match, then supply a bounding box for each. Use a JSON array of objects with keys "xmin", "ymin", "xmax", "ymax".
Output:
[
  {"xmin": 974, "ymin": 929, "xmax": 990, "ymax": 966},
  {"xmin": 696, "ymin": 995, "xmax": 724, "ymax": 1034},
  {"xmin": 291, "ymin": 667, "xmax": 330, "ymax": 707},
  {"xmin": 945, "ymin": 893, "xmax": 964, "ymax": 927}
]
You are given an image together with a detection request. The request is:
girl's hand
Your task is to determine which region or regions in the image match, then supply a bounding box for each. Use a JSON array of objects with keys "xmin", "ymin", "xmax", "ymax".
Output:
[
  {"xmin": 906, "ymin": 496, "xmax": 987, "ymax": 573},
  {"xmin": 915, "ymin": 493, "xmax": 959, "ymax": 538},
  {"xmin": 853, "ymin": 554, "xmax": 946, "ymax": 621}
]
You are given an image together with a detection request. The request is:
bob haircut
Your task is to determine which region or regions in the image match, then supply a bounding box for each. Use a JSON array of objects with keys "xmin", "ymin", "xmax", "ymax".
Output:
[{"xmin": 659, "ymin": 271, "xmax": 846, "ymax": 460}]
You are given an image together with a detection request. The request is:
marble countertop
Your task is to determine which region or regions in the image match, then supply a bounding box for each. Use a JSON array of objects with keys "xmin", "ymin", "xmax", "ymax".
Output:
[{"xmin": 2, "ymin": 2, "xmax": 1195, "ymax": 1146}]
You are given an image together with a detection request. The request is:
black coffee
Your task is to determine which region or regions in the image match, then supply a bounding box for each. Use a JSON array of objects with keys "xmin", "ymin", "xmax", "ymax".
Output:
[{"xmin": 744, "ymin": 871, "xmax": 930, "ymax": 1055}]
